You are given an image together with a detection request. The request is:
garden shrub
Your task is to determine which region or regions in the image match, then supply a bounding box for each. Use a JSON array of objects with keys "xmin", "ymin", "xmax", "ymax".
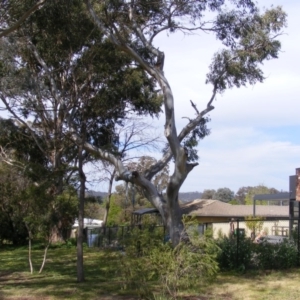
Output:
[
  {"xmin": 217, "ymin": 235, "xmax": 299, "ymax": 271},
  {"xmin": 216, "ymin": 235, "xmax": 253, "ymax": 271},
  {"xmin": 120, "ymin": 223, "xmax": 219, "ymax": 299},
  {"xmin": 254, "ymin": 239, "xmax": 298, "ymax": 270}
]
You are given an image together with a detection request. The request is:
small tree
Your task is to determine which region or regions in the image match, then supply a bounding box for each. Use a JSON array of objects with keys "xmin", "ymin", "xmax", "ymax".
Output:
[{"xmin": 245, "ymin": 216, "xmax": 265, "ymax": 236}]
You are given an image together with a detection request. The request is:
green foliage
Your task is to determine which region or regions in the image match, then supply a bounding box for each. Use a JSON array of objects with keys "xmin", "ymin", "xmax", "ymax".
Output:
[
  {"xmin": 235, "ymin": 185, "xmax": 280, "ymax": 205},
  {"xmin": 213, "ymin": 187, "xmax": 235, "ymax": 203},
  {"xmin": 254, "ymin": 240, "xmax": 298, "ymax": 270},
  {"xmin": 106, "ymin": 195, "xmax": 123, "ymax": 226},
  {"xmin": 244, "ymin": 184, "xmax": 279, "ymax": 205},
  {"xmin": 217, "ymin": 235, "xmax": 253, "ymax": 271},
  {"xmin": 207, "ymin": 7, "xmax": 286, "ymax": 92},
  {"xmin": 0, "ymin": 159, "xmax": 78, "ymax": 246},
  {"xmin": 181, "ymin": 117, "xmax": 211, "ymax": 162},
  {"xmin": 217, "ymin": 235, "xmax": 299, "ymax": 271},
  {"xmin": 245, "ymin": 216, "xmax": 265, "ymax": 234},
  {"xmin": 0, "ymin": 163, "xmax": 30, "ymax": 245},
  {"xmin": 2, "ymin": 245, "xmax": 300, "ymax": 299},
  {"xmin": 120, "ymin": 223, "xmax": 219, "ymax": 299}
]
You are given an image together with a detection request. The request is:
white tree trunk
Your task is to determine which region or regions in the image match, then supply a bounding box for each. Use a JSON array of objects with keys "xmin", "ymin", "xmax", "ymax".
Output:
[{"xmin": 39, "ymin": 242, "xmax": 50, "ymax": 274}]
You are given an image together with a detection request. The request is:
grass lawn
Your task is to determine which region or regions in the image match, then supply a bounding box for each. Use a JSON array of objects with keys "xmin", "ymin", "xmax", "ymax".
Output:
[{"xmin": 1, "ymin": 244, "xmax": 300, "ymax": 300}]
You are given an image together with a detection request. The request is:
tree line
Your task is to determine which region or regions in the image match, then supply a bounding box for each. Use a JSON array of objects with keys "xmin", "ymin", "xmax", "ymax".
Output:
[{"xmin": 201, "ymin": 185, "xmax": 285, "ymax": 205}]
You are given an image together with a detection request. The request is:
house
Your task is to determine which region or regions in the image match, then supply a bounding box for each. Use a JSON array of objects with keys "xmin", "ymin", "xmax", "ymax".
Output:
[
  {"xmin": 181, "ymin": 199, "xmax": 289, "ymax": 238},
  {"xmin": 130, "ymin": 199, "xmax": 290, "ymax": 238}
]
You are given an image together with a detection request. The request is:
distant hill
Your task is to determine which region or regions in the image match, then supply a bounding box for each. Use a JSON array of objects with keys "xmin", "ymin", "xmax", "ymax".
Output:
[
  {"xmin": 179, "ymin": 192, "xmax": 202, "ymax": 203},
  {"xmin": 85, "ymin": 191, "xmax": 108, "ymax": 200},
  {"xmin": 86, "ymin": 190, "xmax": 201, "ymax": 203}
]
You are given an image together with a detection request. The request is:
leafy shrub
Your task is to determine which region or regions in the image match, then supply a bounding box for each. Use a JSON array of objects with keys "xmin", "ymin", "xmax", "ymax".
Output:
[
  {"xmin": 150, "ymin": 228, "xmax": 219, "ymax": 299},
  {"xmin": 120, "ymin": 226, "xmax": 165, "ymax": 297},
  {"xmin": 120, "ymin": 224, "xmax": 219, "ymax": 299},
  {"xmin": 254, "ymin": 240, "xmax": 298, "ymax": 269},
  {"xmin": 217, "ymin": 235, "xmax": 299, "ymax": 271},
  {"xmin": 216, "ymin": 235, "xmax": 253, "ymax": 271}
]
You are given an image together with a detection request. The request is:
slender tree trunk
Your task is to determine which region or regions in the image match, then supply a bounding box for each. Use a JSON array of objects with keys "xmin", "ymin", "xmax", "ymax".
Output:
[
  {"xmin": 39, "ymin": 241, "xmax": 50, "ymax": 274},
  {"xmin": 28, "ymin": 237, "xmax": 33, "ymax": 274},
  {"xmin": 25, "ymin": 224, "xmax": 34, "ymax": 274},
  {"xmin": 77, "ymin": 144, "xmax": 85, "ymax": 282},
  {"xmin": 103, "ymin": 169, "xmax": 116, "ymax": 227}
]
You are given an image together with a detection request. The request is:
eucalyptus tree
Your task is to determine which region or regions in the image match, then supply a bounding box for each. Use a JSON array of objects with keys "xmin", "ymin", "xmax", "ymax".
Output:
[
  {"xmin": 0, "ymin": 118, "xmax": 78, "ymax": 273},
  {"xmin": 81, "ymin": 0, "xmax": 287, "ymax": 245},
  {"xmin": 0, "ymin": 0, "xmax": 162, "ymax": 281}
]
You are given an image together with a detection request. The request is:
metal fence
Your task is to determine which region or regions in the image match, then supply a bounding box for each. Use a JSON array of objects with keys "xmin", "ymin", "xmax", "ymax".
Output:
[
  {"xmin": 85, "ymin": 218, "xmax": 300, "ymax": 268},
  {"xmin": 86, "ymin": 225, "xmax": 166, "ymax": 248},
  {"xmin": 212, "ymin": 217, "xmax": 300, "ymax": 268}
]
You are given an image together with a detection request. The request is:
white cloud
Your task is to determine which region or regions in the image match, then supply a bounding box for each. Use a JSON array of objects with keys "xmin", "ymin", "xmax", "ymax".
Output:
[{"xmin": 182, "ymin": 133, "xmax": 300, "ymax": 193}]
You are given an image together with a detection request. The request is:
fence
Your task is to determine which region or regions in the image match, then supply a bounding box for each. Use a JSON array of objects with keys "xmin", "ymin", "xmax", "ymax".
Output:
[
  {"xmin": 85, "ymin": 218, "xmax": 300, "ymax": 268},
  {"xmin": 86, "ymin": 224, "xmax": 166, "ymax": 248},
  {"xmin": 85, "ymin": 219, "xmax": 296, "ymax": 247},
  {"xmin": 212, "ymin": 217, "xmax": 300, "ymax": 268}
]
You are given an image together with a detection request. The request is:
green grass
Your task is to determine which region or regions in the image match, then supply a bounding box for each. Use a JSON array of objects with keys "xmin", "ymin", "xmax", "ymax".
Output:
[
  {"xmin": 1, "ymin": 245, "xmax": 300, "ymax": 300},
  {"xmin": 0, "ymin": 244, "xmax": 133, "ymax": 300}
]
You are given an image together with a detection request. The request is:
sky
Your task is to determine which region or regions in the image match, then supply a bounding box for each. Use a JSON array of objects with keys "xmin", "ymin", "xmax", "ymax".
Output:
[
  {"xmin": 149, "ymin": 0, "xmax": 300, "ymax": 193},
  {"xmin": 1, "ymin": 0, "xmax": 299, "ymax": 195}
]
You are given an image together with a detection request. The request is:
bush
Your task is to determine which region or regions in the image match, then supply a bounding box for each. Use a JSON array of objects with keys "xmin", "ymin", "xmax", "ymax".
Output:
[
  {"xmin": 254, "ymin": 240, "xmax": 298, "ymax": 270},
  {"xmin": 120, "ymin": 224, "xmax": 219, "ymax": 299},
  {"xmin": 217, "ymin": 235, "xmax": 299, "ymax": 271},
  {"xmin": 150, "ymin": 228, "xmax": 219, "ymax": 299},
  {"xmin": 216, "ymin": 236, "xmax": 253, "ymax": 271}
]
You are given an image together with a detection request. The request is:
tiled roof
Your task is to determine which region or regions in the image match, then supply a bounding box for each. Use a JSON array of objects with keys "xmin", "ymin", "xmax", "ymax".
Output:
[{"xmin": 181, "ymin": 199, "xmax": 288, "ymax": 217}]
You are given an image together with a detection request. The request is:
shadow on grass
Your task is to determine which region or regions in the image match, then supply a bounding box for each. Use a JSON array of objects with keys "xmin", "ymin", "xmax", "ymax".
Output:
[{"xmin": 0, "ymin": 246, "xmax": 138, "ymax": 300}]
